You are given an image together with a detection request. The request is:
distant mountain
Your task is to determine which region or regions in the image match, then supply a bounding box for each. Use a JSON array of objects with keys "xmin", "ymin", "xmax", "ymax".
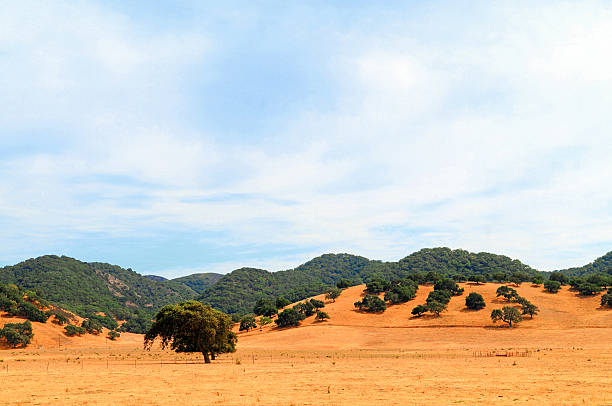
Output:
[
  {"xmin": 0, "ymin": 255, "xmax": 198, "ymax": 333},
  {"xmin": 144, "ymin": 275, "xmax": 167, "ymax": 282},
  {"xmin": 197, "ymin": 248, "xmax": 541, "ymax": 314},
  {"xmin": 171, "ymin": 272, "xmax": 224, "ymax": 294},
  {"xmin": 557, "ymin": 251, "xmax": 612, "ymax": 277}
]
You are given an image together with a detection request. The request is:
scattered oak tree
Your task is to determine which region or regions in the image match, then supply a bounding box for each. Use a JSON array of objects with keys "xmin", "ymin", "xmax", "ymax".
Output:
[
  {"xmin": 354, "ymin": 295, "xmax": 387, "ymax": 313},
  {"xmin": 411, "ymin": 304, "xmax": 428, "ymax": 317},
  {"xmin": 315, "ymin": 310, "xmax": 330, "ymax": 322},
  {"xmin": 544, "ymin": 280, "xmax": 561, "ymax": 293},
  {"xmin": 465, "ymin": 292, "xmax": 486, "ymax": 310},
  {"xmin": 325, "ymin": 287, "xmax": 342, "ymax": 302},
  {"xmin": 259, "ymin": 316, "xmax": 273, "ymax": 327},
  {"xmin": 64, "ymin": 324, "xmax": 86, "ymax": 336},
  {"xmin": 434, "ymin": 278, "xmax": 464, "ymax": 296},
  {"xmin": 496, "ymin": 286, "xmax": 519, "ymax": 302},
  {"xmin": 427, "ymin": 301, "xmax": 447, "ymax": 317},
  {"xmin": 144, "ymin": 301, "xmax": 236, "ymax": 364},
  {"xmin": 253, "ymin": 298, "xmax": 278, "ymax": 317},
  {"xmin": 490, "ymin": 306, "xmax": 522, "ymax": 327},
  {"xmin": 275, "ymin": 308, "xmax": 304, "ymax": 327},
  {"xmin": 0, "ymin": 321, "xmax": 33, "ymax": 348},
  {"xmin": 107, "ymin": 330, "xmax": 120, "ymax": 340},
  {"xmin": 239, "ymin": 315, "xmax": 257, "ymax": 332},
  {"xmin": 275, "ymin": 296, "xmax": 291, "ymax": 309}
]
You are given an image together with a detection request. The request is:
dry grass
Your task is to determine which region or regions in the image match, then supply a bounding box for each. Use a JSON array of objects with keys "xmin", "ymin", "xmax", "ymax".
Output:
[{"xmin": 2, "ymin": 283, "xmax": 612, "ymax": 405}]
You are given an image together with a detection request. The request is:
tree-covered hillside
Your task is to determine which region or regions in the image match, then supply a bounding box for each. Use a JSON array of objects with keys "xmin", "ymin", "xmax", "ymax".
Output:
[
  {"xmin": 556, "ymin": 251, "xmax": 612, "ymax": 277},
  {"xmin": 198, "ymin": 249, "xmax": 540, "ymax": 314},
  {"xmin": 0, "ymin": 256, "xmax": 198, "ymax": 332},
  {"xmin": 171, "ymin": 272, "xmax": 224, "ymax": 294},
  {"xmin": 198, "ymin": 254, "xmax": 372, "ymax": 314}
]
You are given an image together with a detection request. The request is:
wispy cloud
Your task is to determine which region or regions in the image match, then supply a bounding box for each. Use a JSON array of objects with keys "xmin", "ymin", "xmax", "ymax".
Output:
[{"xmin": 1, "ymin": 1, "xmax": 611, "ymax": 276}]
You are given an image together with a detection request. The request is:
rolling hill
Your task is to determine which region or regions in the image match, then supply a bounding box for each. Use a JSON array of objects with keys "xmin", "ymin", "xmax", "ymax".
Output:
[{"xmin": 556, "ymin": 251, "xmax": 612, "ymax": 277}]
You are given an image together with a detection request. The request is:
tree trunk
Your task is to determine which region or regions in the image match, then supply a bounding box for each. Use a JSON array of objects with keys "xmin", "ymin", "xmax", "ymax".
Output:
[
  {"xmin": 210, "ymin": 352, "xmax": 216, "ymax": 361},
  {"xmin": 203, "ymin": 352, "xmax": 211, "ymax": 364}
]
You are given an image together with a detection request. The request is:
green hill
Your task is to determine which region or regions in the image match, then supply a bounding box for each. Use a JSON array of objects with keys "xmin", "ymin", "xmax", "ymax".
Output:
[
  {"xmin": 557, "ymin": 251, "xmax": 612, "ymax": 277},
  {"xmin": 197, "ymin": 248, "xmax": 540, "ymax": 314},
  {"xmin": 0, "ymin": 255, "xmax": 198, "ymax": 333},
  {"xmin": 171, "ymin": 272, "xmax": 224, "ymax": 294}
]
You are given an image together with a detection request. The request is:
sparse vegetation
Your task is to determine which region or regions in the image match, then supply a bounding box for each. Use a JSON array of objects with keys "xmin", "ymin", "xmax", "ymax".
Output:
[
  {"xmin": 315, "ymin": 310, "xmax": 330, "ymax": 321},
  {"xmin": 491, "ymin": 306, "xmax": 522, "ymax": 327}
]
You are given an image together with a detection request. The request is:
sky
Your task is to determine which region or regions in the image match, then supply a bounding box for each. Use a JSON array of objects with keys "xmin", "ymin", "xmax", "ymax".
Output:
[{"xmin": 1, "ymin": 1, "xmax": 611, "ymax": 277}]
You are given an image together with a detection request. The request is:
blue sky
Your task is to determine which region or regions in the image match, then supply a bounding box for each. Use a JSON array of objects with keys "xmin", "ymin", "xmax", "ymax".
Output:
[{"xmin": 1, "ymin": 1, "xmax": 611, "ymax": 277}]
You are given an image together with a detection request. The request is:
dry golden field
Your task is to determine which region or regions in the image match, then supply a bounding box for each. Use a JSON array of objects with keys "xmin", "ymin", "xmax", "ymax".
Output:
[{"xmin": 2, "ymin": 283, "xmax": 612, "ymax": 405}]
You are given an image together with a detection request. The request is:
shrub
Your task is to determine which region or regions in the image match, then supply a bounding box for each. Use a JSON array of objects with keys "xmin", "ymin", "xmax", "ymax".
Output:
[
  {"xmin": 107, "ymin": 330, "xmax": 120, "ymax": 341},
  {"xmin": 434, "ymin": 278, "xmax": 464, "ymax": 296},
  {"xmin": 64, "ymin": 324, "xmax": 86, "ymax": 337},
  {"xmin": 275, "ymin": 308, "xmax": 304, "ymax": 327},
  {"xmin": 0, "ymin": 321, "xmax": 33, "ymax": 348},
  {"xmin": 294, "ymin": 301, "xmax": 315, "ymax": 317},
  {"xmin": 531, "ymin": 276, "xmax": 544, "ymax": 285},
  {"xmin": 325, "ymin": 287, "xmax": 342, "ymax": 302},
  {"xmin": 544, "ymin": 280, "xmax": 561, "ymax": 293},
  {"xmin": 259, "ymin": 316, "xmax": 272, "ymax": 327},
  {"xmin": 426, "ymin": 290, "xmax": 451, "ymax": 306},
  {"xmin": 465, "ymin": 292, "xmax": 486, "ymax": 310},
  {"xmin": 309, "ymin": 299, "xmax": 325, "ymax": 309},
  {"xmin": 253, "ymin": 298, "xmax": 278, "ymax": 317},
  {"xmin": 315, "ymin": 310, "xmax": 330, "ymax": 321},
  {"xmin": 275, "ymin": 296, "xmax": 291, "ymax": 309},
  {"xmin": 354, "ymin": 295, "xmax": 387, "ymax": 313},
  {"xmin": 411, "ymin": 304, "xmax": 428, "ymax": 317},
  {"xmin": 16, "ymin": 302, "xmax": 48, "ymax": 323},
  {"xmin": 239, "ymin": 315, "xmax": 257, "ymax": 332},
  {"xmin": 81, "ymin": 318, "xmax": 103, "ymax": 335}
]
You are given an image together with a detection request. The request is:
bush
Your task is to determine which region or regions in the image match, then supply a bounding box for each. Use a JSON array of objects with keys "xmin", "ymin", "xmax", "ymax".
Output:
[
  {"xmin": 64, "ymin": 324, "xmax": 86, "ymax": 337},
  {"xmin": 81, "ymin": 319, "xmax": 103, "ymax": 335},
  {"xmin": 384, "ymin": 285, "xmax": 417, "ymax": 304},
  {"xmin": 434, "ymin": 278, "xmax": 464, "ymax": 296},
  {"xmin": 411, "ymin": 304, "xmax": 428, "ymax": 317},
  {"xmin": 600, "ymin": 291, "xmax": 612, "ymax": 308},
  {"xmin": 275, "ymin": 296, "xmax": 291, "ymax": 309},
  {"xmin": 354, "ymin": 295, "xmax": 387, "ymax": 313},
  {"xmin": 577, "ymin": 283, "xmax": 602, "ymax": 296},
  {"xmin": 294, "ymin": 301, "xmax": 315, "ymax": 317},
  {"xmin": 309, "ymin": 299, "xmax": 325, "ymax": 309},
  {"xmin": 107, "ymin": 330, "xmax": 120, "ymax": 341},
  {"xmin": 259, "ymin": 316, "xmax": 272, "ymax": 327},
  {"xmin": 531, "ymin": 276, "xmax": 544, "ymax": 285},
  {"xmin": 544, "ymin": 280, "xmax": 561, "ymax": 293},
  {"xmin": 315, "ymin": 310, "xmax": 330, "ymax": 321},
  {"xmin": 465, "ymin": 292, "xmax": 486, "ymax": 310},
  {"xmin": 239, "ymin": 315, "xmax": 257, "ymax": 332},
  {"xmin": 88, "ymin": 314, "xmax": 118, "ymax": 330},
  {"xmin": 275, "ymin": 308, "xmax": 304, "ymax": 327},
  {"xmin": 253, "ymin": 298, "xmax": 278, "ymax": 317},
  {"xmin": 324, "ymin": 287, "xmax": 342, "ymax": 302},
  {"xmin": 0, "ymin": 321, "xmax": 33, "ymax": 348},
  {"xmin": 426, "ymin": 290, "xmax": 451, "ymax": 306}
]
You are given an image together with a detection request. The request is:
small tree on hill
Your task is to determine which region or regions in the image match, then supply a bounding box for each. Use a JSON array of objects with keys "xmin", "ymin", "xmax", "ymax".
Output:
[
  {"xmin": 336, "ymin": 279, "xmax": 351, "ymax": 289},
  {"xmin": 491, "ymin": 306, "xmax": 522, "ymax": 327},
  {"xmin": 365, "ymin": 279, "xmax": 390, "ymax": 294},
  {"xmin": 520, "ymin": 300, "xmax": 539, "ymax": 318},
  {"xmin": 384, "ymin": 284, "xmax": 417, "ymax": 305},
  {"xmin": 549, "ymin": 272, "xmax": 568, "ymax": 285},
  {"xmin": 600, "ymin": 289, "xmax": 612, "ymax": 308},
  {"xmin": 496, "ymin": 286, "xmax": 519, "ymax": 302},
  {"xmin": 354, "ymin": 295, "xmax": 387, "ymax": 313},
  {"xmin": 544, "ymin": 280, "xmax": 561, "ymax": 293},
  {"xmin": 253, "ymin": 298, "xmax": 278, "ymax": 317},
  {"xmin": 107, "ymin": 330, "xmax": 120, "ymax": 341},
  {"xmin": 0, "ymin": 321, "xmax": 33, "ymax": 348},
  {"xmin": 325, "ymin": 287, "xmax": 342, "ymax": 302},
  {"xmin": 309, "ymin": 299, "xmax": 325, "ymax": 309},
  {"xmin": 259, "ymin": 316, "xmax": 273, "ymax": 327},
  {"xmin": 275, "ymin": 308, "xmax": 304, "ymax": 327},
  {"xmin": 469, "ymin": 275, "xmax": 486, "ymax": 285},
  {"xmin": 465, "ymin": 292, "xmax": 486, "ymax": 310},
  {"xmin": 64, "ymin": 324, "xmax": 86, "ymax": 336},
  {"xmin": 411, "ymin": 304, "xmax": 428, "ymax": 317},
  {"xmin": 577, "ymin": 283, "xmax": 602, "ymax": 296},
  {"xmin": 16, "ymin": 302, "xmax": 48, "ymax": 323},
  {"xmin": 427, "ymin": 301, "xmax": 446, "ymax": 317},
  {"xmin": 434, "ymin": 278, "xmax": 464, "ymax": 296},
  {"xmin": 239, "ymin": 315, "xmax": 257, "ymax": 332},
  {"xmin": 426, "ymin": 290, "xmax": 451, "ymax": 306},
  {"xmin": 315, "ymin": 310, "xmax": 330, "ymax": 322},
  {"xmin": 81, "ymin": 318, "xmax": 103, "ymax": 335},
  {"xmin": 531, "ymin": 276, "xmax": 544, "ymax": 286},
  {"xmin": 275, "ymin": 296, "xmax": 291, "ymax": 309},
  {"xmin": 294, "ymin": 301, "xmax": 315, "ymax": 317}
]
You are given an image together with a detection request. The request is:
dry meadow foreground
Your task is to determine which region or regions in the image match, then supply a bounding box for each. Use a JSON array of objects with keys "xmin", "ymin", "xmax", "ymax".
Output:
[{"xmin": 2, "ymin": 283, "xmax": 612, "ymax": 405}]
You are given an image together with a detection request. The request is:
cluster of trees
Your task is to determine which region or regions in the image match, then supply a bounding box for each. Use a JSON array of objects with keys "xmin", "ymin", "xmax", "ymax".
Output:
[
  {"xmin": 601, "ymin": 288, "xmax": 612, "ymax": 308},
  {"xmin": 144, "ymin": 301, "xmax": 236, "ymax": 363},
  {"xmin": 0, "ymin": 283, "xmax": 49, "ymax": 323},
  {"xmin": 354, "ymin": 277, "xmax": 420, "ymax": 313},
  {"xmin": 491, "ymin": 285, "xmax": 540, "ymax": 326},
  {"xmin": 411, "ymin": 278, "xmax": 463, "ymax": 317},
  {"xmin": 0, "ymin": 320, "xmax": 33, "ymax": 348},
  {"xmin": 275, "ymin": 299, "xmax": 329, "ymax": 327}
]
